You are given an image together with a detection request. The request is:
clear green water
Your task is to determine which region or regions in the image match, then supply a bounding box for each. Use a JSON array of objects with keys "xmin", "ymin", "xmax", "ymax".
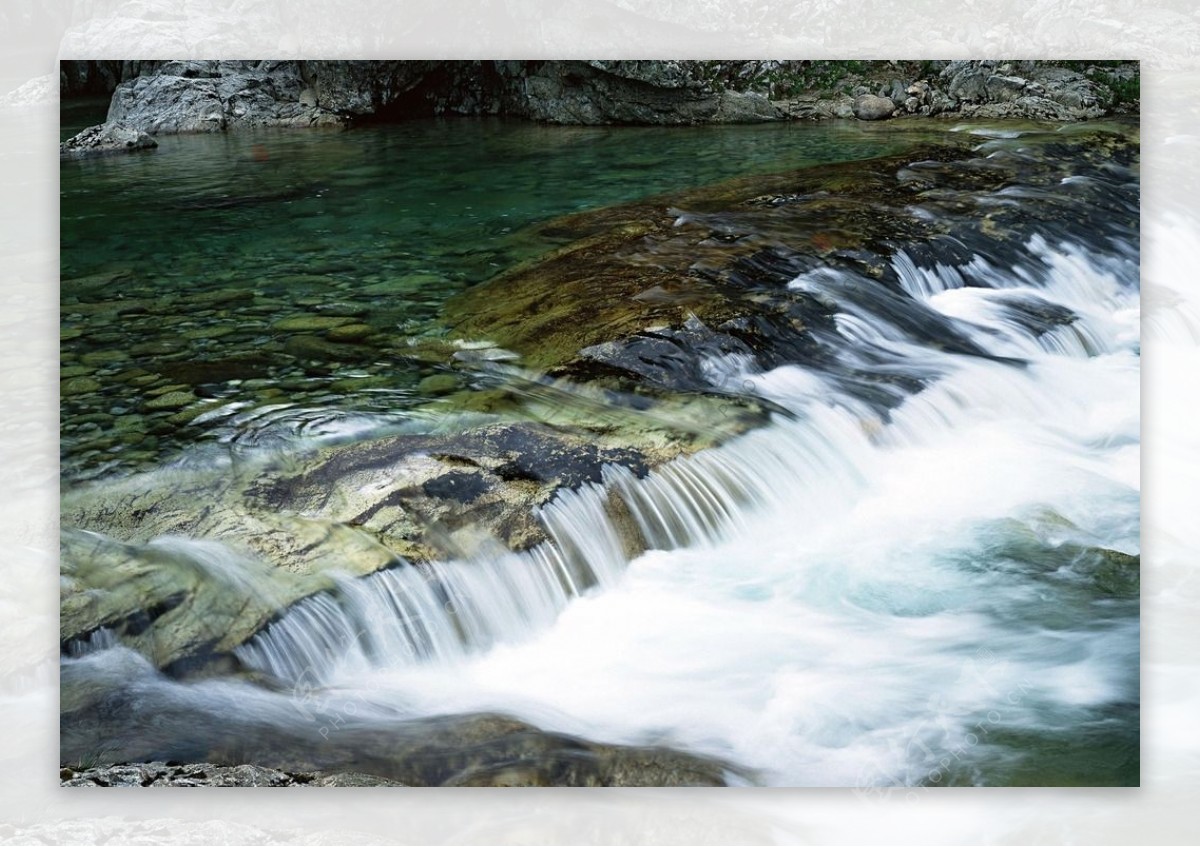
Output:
[{"xmin": 60, "ymin": 117, "xmax": 930, "ymax": 482}]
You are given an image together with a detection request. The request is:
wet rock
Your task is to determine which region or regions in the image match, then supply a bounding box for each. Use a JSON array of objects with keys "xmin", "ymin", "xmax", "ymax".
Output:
[
  {"xmin": 61, "ymin": 706, "xmax": 736, "ymax": 787},
  {"xmin": 62, "ymin": 376, "xmax": 102, "ymax": 397},
  {"xmin": 272, "ymin": 315, "xmax": 355, "ymax": 332},
  {"xmin": 853, "ymin": 94, "xmax": 894, "ymax": 120},
  {"xmin": 60, "ymin": 123, "xmax": 157, "ymax": 159},
  {"xmin": 155, "ymin": 359, "xmax": 270, "ymax": 385},
  {"xmin": 80, "ymin": 350, "xmax": 129, "ymax": 366},
  {"xmin": 61, "ymin": 415, "xmax": 665, "ymax": 671},
  {"xmin": 417, "ymin": 373, "xmax": 459, "ymax": 395},
  {"xmin": 324, "ymin": 323, "xmax": 374, "ymax": 342},
  {"xmin": 282, "ymin": 334, "xmax": 375, "ymax": 363},
  {"xmin": 143, "ymin": 391, "xmax": 195, "ymax": 410},
  {"xmin": 328, "ymin": 375, "xmax": 393, "ymax": 392},
  {"xmin": 308, "ymin": 772, "xmax": 407, "ymax": 787}
]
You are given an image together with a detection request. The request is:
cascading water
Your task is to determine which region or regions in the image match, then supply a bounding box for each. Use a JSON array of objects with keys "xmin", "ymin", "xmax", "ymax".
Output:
[
  {"xmin": 60, "ymin": 125, "xmax": 1139, "ymax": 786},
  {"xmin": 210, "ymin": 216, "xmax": 1139, "ymax": 781}
]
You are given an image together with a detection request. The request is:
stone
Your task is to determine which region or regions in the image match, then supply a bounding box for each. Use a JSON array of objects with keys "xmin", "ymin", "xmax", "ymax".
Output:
[
  {"xmin": 324, "ymin": 323, "xmax": 374, "ymax": 343},
  {"xmin": 417, "ymin": 374, "xmax": 459, "ymax": 396},
  {"xmin": 106, "ymin": 61, "xmax": 341, "ymax": 134},
  {"xmin": 937, "ymin": 60, "xmax": 1107, "ymax": 121},
  {"xmin": 272, "ymin": 315, "xmax": 354, "ymax": 332},
  {"xmin": 282, "ymin": 334, "xmax": 375, "ymax": 363},
  {"xmin": 143, "ymin": 391, "xmax": 195, "ymax": 410},
  {"xmin": 60, "ymin": 123, "xmax": 157, "ymax": 159},
  {"xmin": 60, "ymin": 713, "xmax": 736, "ymax": 787},
  {"xmin": 852, "ymin": 94, "xmax": 895, "ymax": 120},
  {"xmin": 80, "ymin": 350, "xmax": 130, "ymax": 366},
  {"xmin": 328, "ymin": 375, "xmax": 393, "ymax": 392},
  {"xmin": 62, "ymin": 377, "xmax": 102, "ymax": 396}
]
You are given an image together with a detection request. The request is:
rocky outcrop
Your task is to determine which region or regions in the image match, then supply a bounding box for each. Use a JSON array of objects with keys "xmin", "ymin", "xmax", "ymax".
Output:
[
  {"xmin": 105, "ymin": 60, "xmax": 342, "ymax": 134},
  {"xmin": 59, "ymin": 123, "xmax": 157, "ymax": 158},
  {"xmin": 936, "ymin": 60, "xmax": 1110, "ymax": 121},
  {"xmin": 60, "ymin": 60, "xmax": 343, "ymax": 155},
  {"xmin": 501, "ymin": 61, "xmax": 781, "ymax": 125},
  {"xmin": 60, "ymin": 61, "xmax": 1139, "ymax": 137}
]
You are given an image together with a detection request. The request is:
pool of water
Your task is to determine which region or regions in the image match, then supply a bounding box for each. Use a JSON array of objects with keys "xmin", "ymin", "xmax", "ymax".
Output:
[{"xmin": 61, "ymin": 116, "xmax": 936, "ymax": 483}]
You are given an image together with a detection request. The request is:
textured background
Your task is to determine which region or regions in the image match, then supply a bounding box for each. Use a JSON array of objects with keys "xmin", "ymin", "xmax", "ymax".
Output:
[{"xmin": 1, "ymin": 0, "xmax": 1196, "ymax": 843}]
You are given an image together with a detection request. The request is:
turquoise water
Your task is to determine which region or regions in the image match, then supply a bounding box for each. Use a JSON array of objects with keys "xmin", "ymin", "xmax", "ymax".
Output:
[{"xmin": 60, "ymin": 117, "xmax": 925, "ymax": 482}]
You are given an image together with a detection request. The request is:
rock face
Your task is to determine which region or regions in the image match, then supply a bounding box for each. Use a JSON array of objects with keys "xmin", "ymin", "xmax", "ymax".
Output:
[
  {"xmin": 937, "ymin": 60, "xmax": 1109, "ymax": 121},
  {"xmin": 60, "ymin": 61, "xmax": 1139, "ymax": 136},
  {"xmin": 59, "ymin": 123, "xmax": 157, "ymax": 158},
  {"xmin": 60, "ymin": 60, "xmax": 161, "ymax": 96},
  {"xmin": 105, "ymin": 60, "xmax": 343, "ymax": 134},
  {"xmin": 501, "ymin": 60, "xmax": 781, "ymax": 125}
]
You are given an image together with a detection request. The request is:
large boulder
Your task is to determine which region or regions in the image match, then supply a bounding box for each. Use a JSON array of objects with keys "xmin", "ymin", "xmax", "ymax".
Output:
[{"xmin": 852, "ymin": 94, "xmax": 895, "ymax": 120}]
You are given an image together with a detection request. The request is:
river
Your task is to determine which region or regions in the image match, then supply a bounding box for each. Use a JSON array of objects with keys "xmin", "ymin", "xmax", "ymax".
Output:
[{"xmin": 60, "ymin": 116, "xmax": 1140, "ymax": 787}]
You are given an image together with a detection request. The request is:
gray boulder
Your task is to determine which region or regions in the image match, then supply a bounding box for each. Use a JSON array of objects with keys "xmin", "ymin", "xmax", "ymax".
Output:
[
  {"xmin": 106, "ymin": 60, "xmax": 342, "ymax": 134},
  {"xmin": 853, "ymin": 94, "xmax": 895, "ymax": 120},
  {"xmin": 60, "ymin": 123, "xmax": 157, "ymax": 158}
]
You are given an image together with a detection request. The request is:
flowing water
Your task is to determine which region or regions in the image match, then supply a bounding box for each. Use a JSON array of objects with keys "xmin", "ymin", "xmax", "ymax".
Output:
[{"xmin": 61, "ymin": 116, "xmax": 1139, "ymax": 786}]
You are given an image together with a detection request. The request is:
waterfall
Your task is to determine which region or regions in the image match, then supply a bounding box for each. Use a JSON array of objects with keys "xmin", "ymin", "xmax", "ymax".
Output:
[
  {"xmin": 233, "ymin": 227, "xmax": 1138, "ymax": 707},
  {"xmin": 231, "ymin": 224, "xmax": 1132, "ymax": 691}
]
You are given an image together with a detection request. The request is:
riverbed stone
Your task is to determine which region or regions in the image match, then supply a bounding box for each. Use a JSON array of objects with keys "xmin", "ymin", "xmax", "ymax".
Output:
[
  {"xmin": 62, "ymin": 376, "xmax": 102, "ymax": 396},
  {"xmin": 272, "ymin": 315, "xmax": 355, "ymax": 332},
  {"xmin": 143, "ymin": 391, "xmax": 195, "ymax": 410},
  {"xmin": 324, "ymin": 323, "xmax": 374, "ymax": 342},
  {"xmin": 417, "ymin": 374, "xmax": 459, "ymax": 395},
  {"xmin": 80, "ymin": 350, "xmax": 130, "ymax": 366}
]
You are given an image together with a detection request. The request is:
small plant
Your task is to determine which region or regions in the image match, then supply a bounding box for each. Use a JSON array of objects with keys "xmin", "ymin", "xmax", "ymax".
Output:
[{"xmin": 65, "ymin": 742, "xmax": 119, "ymax": 772}]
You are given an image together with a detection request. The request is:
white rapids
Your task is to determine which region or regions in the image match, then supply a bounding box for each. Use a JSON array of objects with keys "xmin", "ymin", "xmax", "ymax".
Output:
[{"xmin": 215, "ymin": 232, "xmax": 1139, "ymax": 786}]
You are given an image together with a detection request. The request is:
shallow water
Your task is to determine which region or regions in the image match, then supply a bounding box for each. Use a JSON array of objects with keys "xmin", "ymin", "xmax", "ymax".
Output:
[{"xmin": 61, "ymin": 117, "xmax": 926, "ymax": 482}]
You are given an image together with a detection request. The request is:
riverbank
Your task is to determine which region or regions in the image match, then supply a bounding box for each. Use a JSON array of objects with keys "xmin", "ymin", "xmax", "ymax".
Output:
[{"xmin": 58, "ymin": 60, "xmax": 1139, "ymax": 156}]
